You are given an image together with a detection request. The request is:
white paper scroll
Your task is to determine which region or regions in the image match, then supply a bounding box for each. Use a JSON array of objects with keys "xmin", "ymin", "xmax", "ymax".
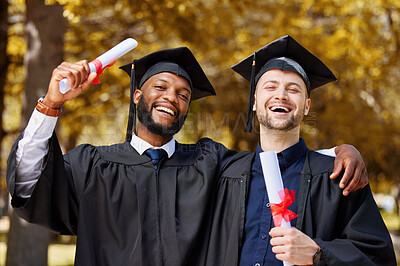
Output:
[
  {"xmin": 59, "ymin": 38, "xmax": 138, "ymax": 94},
  {"xmin": 260, "ymin": 150, "xmax": 293, "ymax": 266}
]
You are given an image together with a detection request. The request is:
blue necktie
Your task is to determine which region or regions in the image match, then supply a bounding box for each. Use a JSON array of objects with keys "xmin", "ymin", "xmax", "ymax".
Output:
[{"xmin": 145, "ymin": 149, "xmax": 167, "ymax": 166}]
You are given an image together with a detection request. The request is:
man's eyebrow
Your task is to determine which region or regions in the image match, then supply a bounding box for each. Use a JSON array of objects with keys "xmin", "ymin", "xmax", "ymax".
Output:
[
  {"xmin": 286, "ymin": 81, "xmax": 303, "ymax": 89},
  {"xmin": 155, "ymin": 78, "xmax": 191, "ymax": 94},
  {"xmin": 259, "ymin": 80, "xmax": 279, "ymax": 87},
  {"xmin": 155, "ymin": 78, "xmax": 168, "ymax": 83},
  {"xmin": 181, "ymin": 86, "xmax": 191, "ymax": 94}
]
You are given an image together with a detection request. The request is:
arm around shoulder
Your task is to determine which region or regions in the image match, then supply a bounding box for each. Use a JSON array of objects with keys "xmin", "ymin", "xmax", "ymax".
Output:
[{"xmin": 330, "ymin": 144, "xmax": 368, "ymax": 196}]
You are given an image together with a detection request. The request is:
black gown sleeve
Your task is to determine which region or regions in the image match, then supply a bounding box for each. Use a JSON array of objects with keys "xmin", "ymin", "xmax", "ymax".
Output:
[
  {"xmin": 314, "ymin": 185, "xmax": 396, "ymax": 265},
  {"xmin": 6, "ymin": 132, "xmax": 98, "ymax": 235},
  {"xmin": 196, "ymin": 137, "xmax": 239, "ymax": 175},
  {"xmin": 301, "ymin": 152, "xmax": 396, "ymax": 266}
]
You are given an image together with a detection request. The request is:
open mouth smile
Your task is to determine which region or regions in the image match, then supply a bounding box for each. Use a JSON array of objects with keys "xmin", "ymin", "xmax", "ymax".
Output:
[
  {"xmin": 268, "ymin": 105, "xmax": 293, "ymax": 113},
  {"xmin": 154, "ymin": 106, "xmax": 176, "ymax": 116}
]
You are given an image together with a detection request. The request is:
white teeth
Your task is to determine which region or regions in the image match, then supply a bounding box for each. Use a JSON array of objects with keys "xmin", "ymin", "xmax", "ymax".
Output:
[
  {"xmin": 155, "ymin": 106, "xmax": 175, "ymax": 116},
  {"xmin": 270, "ymin": 106, "xmax": 290, "ymax": 112}
]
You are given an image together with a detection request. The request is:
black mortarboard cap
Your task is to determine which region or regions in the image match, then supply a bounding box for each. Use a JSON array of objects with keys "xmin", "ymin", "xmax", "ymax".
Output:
[
  {"xmin": 120, "ymin": 47, "xmax": 215, "ymax": 141},
  {"xmin": 231, "ymin": 35, "xmax": 337, "ymax": 132}
]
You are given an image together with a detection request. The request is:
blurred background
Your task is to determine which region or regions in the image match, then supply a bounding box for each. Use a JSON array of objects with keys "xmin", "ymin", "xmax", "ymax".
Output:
[{"xmin": 0, "ymin": 0, "xmax": 399, "ymax": 265}]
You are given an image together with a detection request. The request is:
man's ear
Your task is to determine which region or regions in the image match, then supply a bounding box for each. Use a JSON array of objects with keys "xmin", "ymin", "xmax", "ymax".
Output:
[
  {"xmin": 133, "ymin": 89, "xmax": 142, "ymax": 105},
  {"xmin": 304, "ymin": 98, "xmax": 311, "ymax": 115},
  {"xmin": 252, "ymin": 94, "xmax": 257, "ymax": 111}
]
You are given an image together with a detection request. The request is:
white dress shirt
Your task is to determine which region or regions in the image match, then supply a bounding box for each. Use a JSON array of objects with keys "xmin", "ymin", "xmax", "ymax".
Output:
[
  {"xmin": 130, "ymin": 133, "xmax": 175, "ymax": 158},
  {"xmin": 15, "ymin": 109, "xmax": 57, "ymax": 198}
]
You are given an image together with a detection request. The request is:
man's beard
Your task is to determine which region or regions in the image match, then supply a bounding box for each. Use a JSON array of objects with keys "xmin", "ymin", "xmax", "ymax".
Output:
[
  {"xmin": 257, "ymin": 103, "xmax": 305, "ymax": 131},
  {"xmin": 137, "ymin": 95, "xmax": 188, "ymax": 138}
]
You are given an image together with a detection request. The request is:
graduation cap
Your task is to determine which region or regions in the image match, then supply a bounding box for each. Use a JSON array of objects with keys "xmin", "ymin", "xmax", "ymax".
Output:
[
  {"xmin": 231, "ymin": 35, "xmax": 337, "ymax": 132},
  {"xmin": 120, "ymin": 47, "xmax": 215, "ymax": 141}
]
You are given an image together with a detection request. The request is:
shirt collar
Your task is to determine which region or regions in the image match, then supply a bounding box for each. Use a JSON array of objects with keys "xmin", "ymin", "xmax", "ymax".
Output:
[
  {"xmin": 278, "ymin": 138, "xmax": 308, "ymax": 169},
  {"xmin": 130, "ymin": 134, "xmax": 175, "ymax": 158},
  {"xmin": 256, "ymin": 138, "xmax": 308, "ymax": 169}
]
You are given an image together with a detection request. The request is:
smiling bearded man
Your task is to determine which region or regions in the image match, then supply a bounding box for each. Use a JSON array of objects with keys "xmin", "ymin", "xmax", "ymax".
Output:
[
  {"xmin": 6, "ymin": 47, "xmax": 251, "ymax": 266},
  {"xmin": 255, "ymin": 69, "xmax": 309, "ymax": 132},
  {"xmin": 231, "ymin": 35, "xmax": 396, "ymax": 266},
  {"xmin": 136, "ymin": 74, "xmax": 189, "ymax": 138}
]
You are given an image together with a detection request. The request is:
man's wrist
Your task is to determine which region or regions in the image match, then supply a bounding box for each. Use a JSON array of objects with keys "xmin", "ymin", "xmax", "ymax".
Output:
[
  {"xmin": 313, "ymin": 248, "xmax": 326, "ymax": 266},
  {"xmin": 42, "ymin": 96, "xmax": 63, "ymax": 109},
  {"xmin": 36, "ymin": 97, "xmax": 62, "ymax": 117}
]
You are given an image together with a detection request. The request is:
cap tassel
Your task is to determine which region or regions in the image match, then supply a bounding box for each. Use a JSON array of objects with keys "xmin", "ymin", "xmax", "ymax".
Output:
[
  {"xmin": 126, "ymin": 62, "xmax": 136, "ymax": 142},
  {"xmin": 244, "ymin": 54, "xmax": 256, "ymax": 133}
]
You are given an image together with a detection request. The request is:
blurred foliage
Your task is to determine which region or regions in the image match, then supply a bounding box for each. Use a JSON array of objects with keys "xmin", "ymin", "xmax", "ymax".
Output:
[{"xmin": 3, "ymin": 0, "xmax": 400, "ymax": 192}]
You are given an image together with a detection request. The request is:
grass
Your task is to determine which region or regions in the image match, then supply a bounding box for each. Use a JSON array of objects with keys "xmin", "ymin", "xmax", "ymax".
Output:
[
  {"xmin": 48, "ymin": 244, "xmax": 76, "ymax": 266},
  {"xmin": 381, "ymin": 210, "xmax": 400, "ymax": 231},
  {"xmin": 0, "ymin": 243, "xmax": 76, "ymax": 266}
]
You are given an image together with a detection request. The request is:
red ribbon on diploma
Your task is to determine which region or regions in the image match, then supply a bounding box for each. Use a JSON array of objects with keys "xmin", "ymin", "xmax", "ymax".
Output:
[
  {"xmin": 90, "ymin": 58, "xmax": 117, "ymax": 85},
  {"xmin": 270, "ymin": 188, "xmax": 298, "ymax": 227}
]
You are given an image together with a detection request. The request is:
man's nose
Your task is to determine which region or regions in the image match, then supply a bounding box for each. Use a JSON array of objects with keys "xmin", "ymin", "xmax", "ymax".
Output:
[
  {"xmin": 274, "ymin": 86, "xmax": 288, "ymax": 100},
  {"xmin": 162, "ymin": 88, "xmax": 178, "ymax": 103}
]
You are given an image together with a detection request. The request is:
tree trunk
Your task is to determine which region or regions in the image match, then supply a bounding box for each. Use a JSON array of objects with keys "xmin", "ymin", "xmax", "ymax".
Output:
[
  {"xmin": 0, "ymin": 0, "xmax": 8, "ymax": 165},
  {"xmin": 21, "ymin": 0, "xmax": 66, "ymax": 122},
  {"xmin": 0, "ymin": 0, "xmax": 8, "ymax": 104},
  {"xmin": 0, "ymin": 0, "xmax": 9, "ymax": 221},
  {"xmin": 6, "ymin": 212, "xmax": 51, "ymax": 266},
  {"xmin": 6, "ymin": 1, "xmax": 66, "ymax": 265}
]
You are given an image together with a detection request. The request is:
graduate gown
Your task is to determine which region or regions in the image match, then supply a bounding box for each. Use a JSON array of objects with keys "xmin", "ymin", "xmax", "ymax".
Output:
[
  {"xmin": 208, "ymin": 148, "xmax": 396, "ymax": 265},
  {"xmin": 295, "ymin": 150, "xmax": 396, "ymax": 265},
  {"xmin": 7, "ymin": 133, "xmax": 396, "ymax": 265},
  {"xmin": 7, "ymin": 133, "xmax": 253, "ymax": 266}
]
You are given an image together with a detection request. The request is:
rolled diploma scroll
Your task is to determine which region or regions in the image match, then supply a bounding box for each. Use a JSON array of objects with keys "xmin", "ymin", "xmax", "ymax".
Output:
[
  {"xmin": 260, "ymin": 150, "xmax": 293, "ymax": 266},
  {"xmin": 59, "ymin": 38, "xmax": 138, "ymax": 94}
]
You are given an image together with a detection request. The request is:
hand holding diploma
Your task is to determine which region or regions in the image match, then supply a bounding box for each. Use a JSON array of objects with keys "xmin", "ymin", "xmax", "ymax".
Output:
[
  {"xmin": 59, "ymin": 38, "xmax": 138, "ymax": 94},
  {"xmin": 260, "ymin": 151, "xmax": 294, "ymax": 266},
  {"xmin": 260, "ymin": 151, "xmax": 296, "ymax": 228},
  {"xmin": 260, "ymin": 151, "xmax": 320, "ymax": 265},
  {"xmin": 42, "ymin": 38, "xmax": 138, "ymax": 109}
]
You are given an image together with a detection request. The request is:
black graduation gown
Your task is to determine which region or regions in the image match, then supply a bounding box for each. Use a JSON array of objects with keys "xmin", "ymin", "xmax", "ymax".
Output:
[
  {"xmin": 6, "ymin": 133, "xmax": 250, "ymax": 266},
  {"xmin": 295, "ymin": 150, "xmax": 396, "ymax": 265},
  {"xmin": 225, "ymin": 150, "xmax": 395, "ymax": 265},
  {"xmin": 212, "ymin": 149, "xmax": 395, "ymax": 265}
]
